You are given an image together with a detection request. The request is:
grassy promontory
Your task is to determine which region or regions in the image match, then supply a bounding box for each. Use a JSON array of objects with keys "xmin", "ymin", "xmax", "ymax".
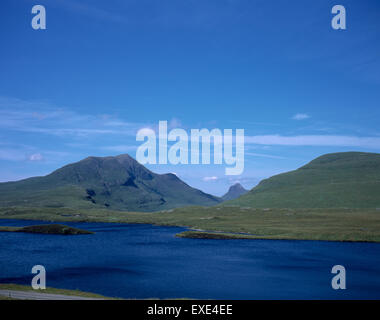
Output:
[
  {"xmin": 175, "ymin": 229, "xmax": 380, "ymax": 242},
  {"xmin": 0, "ymin": 224, "xmax": 93, "ymax": 235},
  {"xmin": 176, "ymin": 231, "xmax": 260, "ymax": 239},
  {"xmin": 1, "ymin": 206, "xmax": 380, "ymax": 242}
]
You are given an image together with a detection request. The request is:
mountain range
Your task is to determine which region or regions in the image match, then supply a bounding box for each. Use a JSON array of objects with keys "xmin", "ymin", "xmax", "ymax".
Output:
[
  {"xmin": 1, "ymin": 151, "xmax": 380, "ymax": 211},
  {"xmin": 0, "ymin": 154, "xmax": 221, "ymax": 211}
]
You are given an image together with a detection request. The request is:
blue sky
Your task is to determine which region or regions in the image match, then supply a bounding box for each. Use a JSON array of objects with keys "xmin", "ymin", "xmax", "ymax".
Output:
[{"xmin": 1, "ymin": 0, "xmax": 380, "ymax": 196}]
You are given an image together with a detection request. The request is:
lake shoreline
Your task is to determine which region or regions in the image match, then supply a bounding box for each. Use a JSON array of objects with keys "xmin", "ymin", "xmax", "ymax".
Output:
[
  {"xmin": 175, "ymin": 230, "xmax": 380, "ymax": 243},
  {"xmin": 1, "ymin": 216, "xmax": 379, "ymax": 243},
  {"xmin": 1, "ymin": 206, "xmax": 380, "ymax": 243}
]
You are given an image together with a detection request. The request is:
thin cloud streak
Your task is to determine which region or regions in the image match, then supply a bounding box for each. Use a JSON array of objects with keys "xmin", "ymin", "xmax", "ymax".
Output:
[
  {"xmin": 292, "ymin": 113, "xmax": 310, "ymax": 120},
  {"xmin": 0, "ymin": 96, "xmax": 144, "ymax": 138},
  {"xmin": 245, "ymin": 135, "xmax": 380, "ymax": 149},
  {"xmin": 203, "ymin": 176, "xmax": 218, "ymax": 182},
  {"xmin": 245, "ymin": 152, "xmax": 287, "ymax": 160},
  {"xmin": 51, "ymin": 0, "xmax": 127, "ymax": 24},
  {"xmin": 102, "ymin": 145, "xmax": 137, "ymax": 153}
]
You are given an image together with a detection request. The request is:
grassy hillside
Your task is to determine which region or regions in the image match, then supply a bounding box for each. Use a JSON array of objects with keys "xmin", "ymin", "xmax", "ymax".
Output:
[
  {"xmin": 226, "ymin": 152, "xmax": 380, "ymax": 208},
  {"xmin": 0, "ymin": 154, "xmax": 220, "ymax": 211}
]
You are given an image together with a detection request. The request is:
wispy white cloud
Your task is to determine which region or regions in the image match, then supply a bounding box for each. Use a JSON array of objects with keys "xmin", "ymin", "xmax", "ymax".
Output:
[
  {"xmin": 168, "ymin": 118, "xmax": 182, "ymax": 129},
  {"xmin": 203, "ymin": 176, "xmax": 218, "ymax": 182},
  {"xmin": 245, "ymin": 152, "xmax": 287, "ymax": 159},
  {"xmin": 0, "ymin": 146, "xmax": 70, "ymax": 163},
  {"xmin": 292, "ymin": 113, "xmax": 310, "ymax": 120},
  {"xmin": 21, "ymin": 127, "xmax": 135, "ymax": 137},
  {"xmin": 29, "ymin": 153, "xmax": 43, "ymax": 161},
  {"xmin": 102, "ymin": 145, "xmax": 137, "ymax": 153},
  {"xmin": 0, "ymin": 96, "xmax": 143, "ymax": 138},
  {"xmin": 52, "ymin": 0, "xmax": 126, "ymax": 24},
  {"xmin": 245, "ymin": 135, "xmax": 380, "ymax": 149},
  {"xmin": 0, "ymin": 149, "xmax": 27, "ymax": 162},
  {"xmin": 103, "ymin": 120, "xmax": 137, "ymax": 127}
]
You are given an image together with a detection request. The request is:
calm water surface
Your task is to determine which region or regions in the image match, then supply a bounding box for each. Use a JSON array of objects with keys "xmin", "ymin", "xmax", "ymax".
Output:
[{"xmin": 0, "ymin": 219, "xmax": 379, "ymax": 299}]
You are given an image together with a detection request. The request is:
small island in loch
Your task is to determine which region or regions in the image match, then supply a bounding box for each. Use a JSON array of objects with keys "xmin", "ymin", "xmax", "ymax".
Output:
[{"xmin": 0, "ymin": 224, "xmax": 94, "ymax": 235}]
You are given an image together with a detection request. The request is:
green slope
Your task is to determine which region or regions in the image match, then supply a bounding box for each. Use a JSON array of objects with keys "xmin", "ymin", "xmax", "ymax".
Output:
[
  {"xmin": 226, "ymin": 152, "xmax": 380, "ymax": 208},
  {"xmin": 0, "ymin": 154, "xmax": 221, "ymax": 211}
]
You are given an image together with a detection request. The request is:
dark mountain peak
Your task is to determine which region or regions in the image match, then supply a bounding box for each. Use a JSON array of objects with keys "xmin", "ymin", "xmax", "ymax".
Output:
[
  {"xmin": 50, "ymin": 154, "xmax": 154, "ymax": 183},
  {"xmin": 114, "ymin": 153, "xmax": 136, "ymax": 164},
  {"xmin": 222, "ymin": 183, "xmax": 248, "ymax": 201},
  {"xmin": 0, "ymin": 154, "xmax": 221, "ymax": 211},
  {"xmin": 229, "ymin": 183, "xmax": 247, "ymax": 192},
  {"xmin": 80, "ymin": 154, "xmax": 136, "ymax": 167}
]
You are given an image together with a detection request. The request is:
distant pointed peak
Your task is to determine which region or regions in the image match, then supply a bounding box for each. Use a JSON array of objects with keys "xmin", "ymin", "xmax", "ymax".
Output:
[
  {"xmin": 229, "ymin": 183, "xmax": 247, "ymax": 192},
  {"xmin": 222, "ymin": 183, "xmax": 248, "ymax": 201}
]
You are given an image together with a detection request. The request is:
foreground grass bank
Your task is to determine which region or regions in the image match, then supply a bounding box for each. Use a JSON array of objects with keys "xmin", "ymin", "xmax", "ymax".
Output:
[
  {"xmin": 0, "ymin": 283, "xmax": 111, "ymax": 299},
  {"xmin": 1, "ymin": 206, "xmax": 380, "ymax": 242}
]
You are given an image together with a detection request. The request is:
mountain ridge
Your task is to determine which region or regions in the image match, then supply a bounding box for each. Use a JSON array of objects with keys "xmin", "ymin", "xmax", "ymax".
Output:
[{"xmin": 0, "ymin": 154, "xmax": 221, "ymax": 211}]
